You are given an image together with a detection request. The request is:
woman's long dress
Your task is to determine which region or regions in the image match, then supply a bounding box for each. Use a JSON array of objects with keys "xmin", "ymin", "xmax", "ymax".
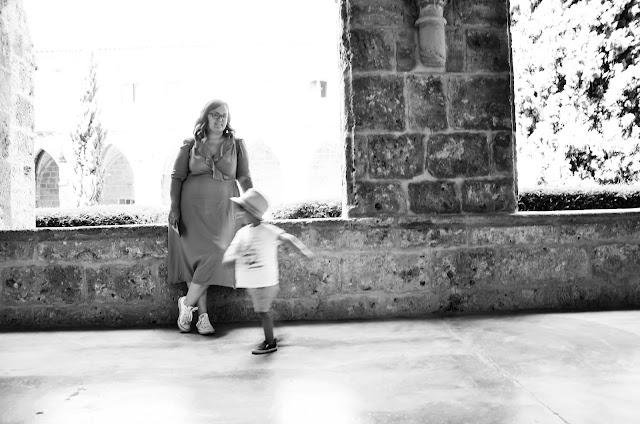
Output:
[{"xmin": 167, "ymin": 136, "xmax": 251, "ymax": 287}]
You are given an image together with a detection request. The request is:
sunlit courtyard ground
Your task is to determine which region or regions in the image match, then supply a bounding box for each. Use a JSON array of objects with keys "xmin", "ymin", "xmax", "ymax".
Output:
[{"xmin": 2, "ymin": 310, "xmax": 639, "ymax": 423}]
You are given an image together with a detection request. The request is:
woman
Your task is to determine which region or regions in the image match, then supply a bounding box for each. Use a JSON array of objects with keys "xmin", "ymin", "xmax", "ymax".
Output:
[{"xmin": 167, "ymin": 99, "xmax": 252, "ymax": 334}]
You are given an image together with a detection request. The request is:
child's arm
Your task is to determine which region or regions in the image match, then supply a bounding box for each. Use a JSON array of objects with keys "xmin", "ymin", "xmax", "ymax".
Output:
[
  {"xmin": 222, "ymin": 234, "xmax": 241, "ymax": 265},
  {"xmin": 278, "ymin": 232, "xmax": 315, "ymax": 259}
]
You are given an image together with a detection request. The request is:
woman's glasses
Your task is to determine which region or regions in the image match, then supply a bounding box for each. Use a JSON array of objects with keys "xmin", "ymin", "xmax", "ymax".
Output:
[{"xmin": 208, "ymin": 112, "xmax": 228, "ymax": 122}]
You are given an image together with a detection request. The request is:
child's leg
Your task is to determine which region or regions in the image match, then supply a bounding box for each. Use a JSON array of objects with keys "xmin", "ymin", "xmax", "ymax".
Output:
[{"xmin": 257, "ymin": 311, "xmax": 274, "ymax": 344}]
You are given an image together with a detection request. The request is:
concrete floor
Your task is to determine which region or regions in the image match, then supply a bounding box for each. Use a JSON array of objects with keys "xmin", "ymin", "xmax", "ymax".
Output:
[{"xmin": 1, "ymin": 311, "xmax": 639, "ymax": 424}]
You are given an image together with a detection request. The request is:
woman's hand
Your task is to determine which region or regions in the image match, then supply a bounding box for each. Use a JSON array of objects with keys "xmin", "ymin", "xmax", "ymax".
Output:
[{"xmin": 168, "ymin": 210, "xmax": 180, "ymax": 227}]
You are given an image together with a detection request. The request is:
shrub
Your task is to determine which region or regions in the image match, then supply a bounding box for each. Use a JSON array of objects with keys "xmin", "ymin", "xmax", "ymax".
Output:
[
  {"xmin": 268, "ymin": 200, "xmax": 342, "ymax": 219},
  {"xmin": 518, "ymin": 185, "xmax": 640, "ymax": 211}
]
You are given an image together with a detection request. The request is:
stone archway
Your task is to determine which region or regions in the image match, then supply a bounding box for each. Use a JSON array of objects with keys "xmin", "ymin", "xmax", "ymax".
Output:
[
  {"xmin": 34, "ymin": 150, "xmax": 60, "ymax": 208},
  {"xmin": 101, "ymin": 145, "xmax": 135, "ymax": 205}
]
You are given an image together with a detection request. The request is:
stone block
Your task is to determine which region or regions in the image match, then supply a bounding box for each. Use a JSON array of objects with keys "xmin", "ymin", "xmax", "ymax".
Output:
[
  {"xmin": 408, "ymin": 181, "xmax": 460, "ymax": 214},
  {"xmin": 351, "ymin": 181, "xmax": 406, "ymax": 216},
  {"xmin": 207, "ymin": 298, "xmax": 254, "ymax": 323},
  {"xmin": 2, "ymin": 265, "xmax": 82, "ymax": 305},
  {"xmin": 466, "ymin": 29, "xmax": 510, "ymax": 72},
  {"xmin": 0, "ymin": 113, "xmax": 8, "ymax": 159},
  {"xmin": 350, "ymin": 28, "xmax": 394, "ymax": 71},
  {"xmin": 446, "ymin": 28, "xmax": 465, "ymax": 73},
  {"xmin": 369, "ymin": 133, "xmax": 424, "ymax": 179},
  {"xmin": 407, "ymin": 75, "xmax": 447, "ymax": 131},
  {"xmin": 354, "ymin": 135, "xmax": 368, "ymax": 178},
  {"xmin": 353, "ymin": 75, "xmax": 405, "ymax": 131},
  {"xmin": 461, "ymin": 179, "xmax": 515, "ymax": 212},
  {"xmin": 396, "ymin": 28, "xmax": 417, "ymax": 71},
  {"xmin": 0, "ymin": 239, "xmax": 34, "ymax": 261},
  {"xmin": 469, "ymin": 225, "xmax": 557, "ymax": 245},
  {"xmin": 87, "ymin": 265, "xmax": 156, "ymax": 303},
  {"xmin": 445, "ymin": 0, "xmax": 509, "ymax": 27},
  {"xmin": 341, "ymin": 253, "xmax": 432, "ymax": 293},
  {"xmin": 271, "ymin": 297, "xmax": 321, "ymax": 321},
  {"xmin": 292, "ymin": 222, "xmax": 395, "ymax": 251},
  {"xmin": 13, "ymin": 94, "xmax": 33, "ymax": 129},
  {"xmin": 31, "ymin": 304, "xmax": 170, "ymax": 329},
  {"xmin": 432, "ymin": 248, "xmax": 497, "ymax": 290},
  {"xmin": 492, "ymin": 132, "xmax": 513, "ymax": 173},
  {"xmin": 37, "ymin": 236, "xmax": 166, "ymax": 262},
  {"xmin": 498, "ymin": 247, "xmax": 591, "ymax": 286},
  {"xmin": 592, "ymin": 244, "xmax": 640, "ymax": 282},
  {"xmin": 0, "ymin": 306, "xmax": 34, "ymax": 328},
  {"xmin": 560, "ymin": 221, "xmax": 640, "ymax": 243},
  {"xmin": 449, "ymin": 76, "xmax": 512, "ymax": 130},
  {"xmin": 279, "ymin": 254, "xmax": 341, "ymax": 298},
  {"xmin": 397, "ymin": 224, "xmax": 467, "ymax": 248},
  {"xmin": 547, "ymin": 284, "xmax": 638, "ymax": 311},
  {"xmin": 427, "ymin": 132, "xmax": 489, "ymax": 178},
  {"xmin": 351, "ymin": 0, "xmax": 416, "ymax": 27}
]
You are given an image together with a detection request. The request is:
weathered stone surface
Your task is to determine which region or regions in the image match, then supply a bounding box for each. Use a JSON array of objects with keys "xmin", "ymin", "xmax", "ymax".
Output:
[
  {"xmin": 592, "ymin": 244, "xmax": 640, "ymax": 281},
  {"xmin": 446, "ymin": 28, "xmax": 465, "ymax": 73},
  {"xmin": 36, "ymin": 236, "xmax": 166, "ymax": 262},
  {"xmin": 409, "ymin": 181, "xmax": 460, "ymax": 214},
  {"xmin": 271, "ymin": 297, "xmax": 321, "ymax": 321},
  {"xmin": 351, "ymin": 0, "xmax": 410, "ymax": 27},
  {"xmin": 354, "ymin": 135, "xmax": 368, "ymax": 178},
  {"xmin": 427, "ymin": 133, "xmax": 489, "ymax": 178},
  {"xmin": 350, "ymin": 28, "xmax": 394, "ymax": 71},
  {"xmin": 397, "ymin": 224, "xmax": 467, "ymax": 248},
  {"xmin": 32, "ymin": 305, "xmax": 172, "ymax": 328},
  {"xmin": 341, "ymin": 253, "xmax": 432, "ymax": 292},
  {"xmin": 432, "ymin": 248, "xmax": 497, "ymax": 290},
  {"xmin": 317, "ymin": 292, "xmax": 441, "ymax": 319},
  {"xmin": 87, "ymin": 265, "xmax": 156, "ymax": 303},
  {"xmin": 287, "ymin": 223, "xmax": 395, "ymax": 250},
  {"xmin": 0, "ymin": 306, "xmax": 34, "ymax": 328},
  {"xmin": 279, "ymin": 254, "xmax": 340, "ymax": 297},
  {"xmin": 407, "ymin": 75, "xmax": 447, "ymax": 131},
  {"xmin": 351, "ymin": 182, "xmax": 406, "ymax": 216},
  {"xmin": 466, "ymin": 29, "xmax": 510, "ymax": 72},
  {"xmin": 497, "ymin": 247, "xmax": 591, "ymax": 286},
  {"xmin": 396, "ymin": 28, "xmax": 417, "ymax": 71},
  {"xmin": 560, "ymin": 221, "xmax": 640, "ymax": 243},
  {"xmin": 445, "ymin": 0, "xmax": 509, "ymax": 27},
  {"xmin": 0, "ymin": 240, "xmax": 34, "ymax": 261},
  {"xmin": 207, "ymin": 298, "xmax": 254, "ymax": 323},
  {"xmin": 369, "ymin": 133, "xmax": 425, "ymax": 179},
  {"xmin": 2, "ymin": 265, "xmax": 83, "ymax": 304},
  {"xmin": 492, "ymin": 132, "xmax": 513, "ymax": 173},
  {"xmin": 469, "ymin": 225, "xmax": 557, "ymax": 245},
  {"xmin": 449, "ymin": 77, "xmax": 512, "ymax": 130},
  {"xmin": 353, "ymin": 75, "xmax": 405, "ymax": 131},
  {"xmin": 13, "ymin": 94, "xmax": 33, "ymax": 129},
  {"xmin": 462, "ymin": 179, "xmax": 515, "ymax": 212}
]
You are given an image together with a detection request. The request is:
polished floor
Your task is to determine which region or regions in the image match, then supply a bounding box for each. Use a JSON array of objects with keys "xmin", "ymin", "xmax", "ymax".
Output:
[{"xmin": 1, "ymin": 310, "xmax": 639, "ymax": 424}]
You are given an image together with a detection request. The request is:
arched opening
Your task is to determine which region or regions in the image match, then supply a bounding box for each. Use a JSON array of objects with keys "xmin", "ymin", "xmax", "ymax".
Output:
[
  {"xmin": 101, "ymin": 145, "xmax": 135, "ymax": 205},
  {"xmin": 34, "ymin": 150, "xmax": 60, "ymax": 208}
]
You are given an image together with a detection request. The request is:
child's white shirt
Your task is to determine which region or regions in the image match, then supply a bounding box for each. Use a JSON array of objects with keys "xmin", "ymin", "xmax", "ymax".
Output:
[{"xmin": 224, "ymin": 223, "xmax": 285, "ymax": 288}]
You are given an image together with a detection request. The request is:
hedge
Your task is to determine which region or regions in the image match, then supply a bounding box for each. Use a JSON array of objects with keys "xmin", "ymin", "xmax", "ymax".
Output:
[{"xmin": 518, "ymin": 185, "xmax": 640, "ymax": 211}]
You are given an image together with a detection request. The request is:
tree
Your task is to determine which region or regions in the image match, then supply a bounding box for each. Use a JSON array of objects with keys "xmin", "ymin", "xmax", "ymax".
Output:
[
  {"xmin": 70, "ymin": 53, "xmax": 107, "ymax": 206},
  {"xmin": 511, "ymin": 0, "xmax": 640, "ymax": 186}
]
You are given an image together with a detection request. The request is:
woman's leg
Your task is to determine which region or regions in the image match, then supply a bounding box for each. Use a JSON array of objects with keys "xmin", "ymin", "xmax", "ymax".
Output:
[{"xmin": 184, "ymin": 282, "xmax": 207, "ymax": 307}]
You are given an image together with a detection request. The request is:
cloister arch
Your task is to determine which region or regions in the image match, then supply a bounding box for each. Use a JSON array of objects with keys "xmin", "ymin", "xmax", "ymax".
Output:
[
  {"xmin": 101, "ymin": 145, "xmax": 135, "ymax": 205},
  {"xmin": 34, "ymin": 149, "xmax": 60, "ymax": 208}
]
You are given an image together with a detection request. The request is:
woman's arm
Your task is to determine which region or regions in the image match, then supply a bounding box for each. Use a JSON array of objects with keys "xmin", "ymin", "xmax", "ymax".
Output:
[
  {"xmin": 168, "ymin": 140, "xmax": 193, "ymax": 225},
  {"xmin": 236, "ymin": 139, "xmax": 253, "ymax": 193}
]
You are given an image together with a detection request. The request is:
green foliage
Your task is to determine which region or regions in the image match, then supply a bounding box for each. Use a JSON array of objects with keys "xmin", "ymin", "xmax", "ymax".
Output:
[
  {"xmin": 512, "ymin": 0, "xmax": 640, "ymax": 186},
  {"xmin": 36, "ymin": 201, "xmax": 343, "ymax": 227},
  {"xmin": 518, "ymin": 185, "xmax": 640, "ymax": 210},
  {"xmin": 36, "ymin": 205, "xmax": 167, "ymax": 227},
  {"xmin": 70, "ymin": 53, "xmax": 107, "ymax": 207}
]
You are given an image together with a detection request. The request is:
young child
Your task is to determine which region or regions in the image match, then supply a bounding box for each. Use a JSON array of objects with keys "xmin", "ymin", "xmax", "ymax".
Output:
[{"xmin": 222, "ymin": 188, "xmax": 314, "ymax": 354}]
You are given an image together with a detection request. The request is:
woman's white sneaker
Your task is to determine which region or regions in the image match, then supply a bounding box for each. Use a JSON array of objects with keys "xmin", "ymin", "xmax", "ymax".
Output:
[
  {"xmin": 196, "ymin": 313, "xmax": 215, "ymax": 335},
  {"xmin": 177, "ymin": 296, "xmax": 197, "ymax": 333}
]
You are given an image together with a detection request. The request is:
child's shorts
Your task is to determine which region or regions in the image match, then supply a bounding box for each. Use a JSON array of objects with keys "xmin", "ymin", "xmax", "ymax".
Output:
[{"xmin": 247, "ymin": 284, "xmax": 280, "ymax": 313}]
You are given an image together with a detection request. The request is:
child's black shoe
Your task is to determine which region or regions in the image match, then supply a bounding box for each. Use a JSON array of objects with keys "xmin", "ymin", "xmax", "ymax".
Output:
[{"xmin": 252, "ymin": 339, "xmax": 278, "ymax": 355}]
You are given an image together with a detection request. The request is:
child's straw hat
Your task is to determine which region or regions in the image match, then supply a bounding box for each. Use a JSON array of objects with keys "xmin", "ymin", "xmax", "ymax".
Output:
[{"xmin": 230, "ymin": 188, "xmax": 269, "ymax": 220}]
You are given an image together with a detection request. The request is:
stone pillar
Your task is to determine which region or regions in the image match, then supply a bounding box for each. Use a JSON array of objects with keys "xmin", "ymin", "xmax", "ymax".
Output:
[
  {"xmin": 342, "ymin": 0, "xmax": 516, "ymax": 217},
  {"xmin": 0, "ymin": 0, "xmax": 36, "ymax": 229},
  {"xmin": 416, "ymin": 0, "xmax": 448, "ymax": 68}
]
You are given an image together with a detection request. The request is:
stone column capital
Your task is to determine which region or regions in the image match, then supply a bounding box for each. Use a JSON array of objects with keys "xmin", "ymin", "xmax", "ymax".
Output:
[{"xmin": 415, "ymin": 0, "xmax": 448, "ymax": 68}]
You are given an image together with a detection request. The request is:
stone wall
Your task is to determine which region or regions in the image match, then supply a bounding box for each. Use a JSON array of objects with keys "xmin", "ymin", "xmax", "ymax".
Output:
[
  {"xmin": 0, "ymin": 0, "xmax": 36, "ymax": 229},
  {"xmin": 342, "ymin": 0, "xmax": 515, "ymax": 217},
  {"xmin": 1, "ymin": 213, "xmax": 639, "ymax": 329}
]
